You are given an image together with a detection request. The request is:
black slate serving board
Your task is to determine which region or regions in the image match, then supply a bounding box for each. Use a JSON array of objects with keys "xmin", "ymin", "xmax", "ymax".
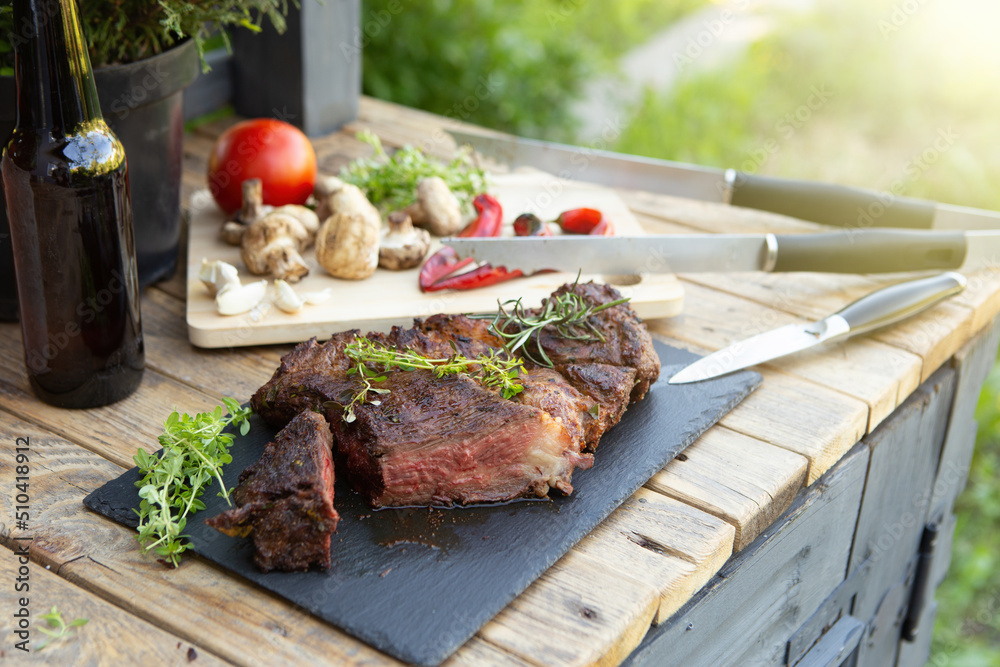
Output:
[{"xmin": 85, "ymin": 341, "xmax": 760, "ymax": 666}]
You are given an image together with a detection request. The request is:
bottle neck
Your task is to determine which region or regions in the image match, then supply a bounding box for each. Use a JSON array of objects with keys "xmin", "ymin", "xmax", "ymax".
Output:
[{"xmin": 12, "ymin": 0, "xmax": 103, "ymax": 134}]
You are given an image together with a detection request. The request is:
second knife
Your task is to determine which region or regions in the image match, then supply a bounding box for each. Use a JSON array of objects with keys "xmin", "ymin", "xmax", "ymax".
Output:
[{"xmin": 668, "ymin": 272, "xmax": 967, "ymax": 384}]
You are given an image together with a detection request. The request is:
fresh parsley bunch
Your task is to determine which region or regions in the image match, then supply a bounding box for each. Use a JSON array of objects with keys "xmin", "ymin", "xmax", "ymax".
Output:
[
  {"xmin": 133, "ymin": 397, "xmax": 251, "ymax": 567},
  {"xmin": 340, "ymin": 130, "xmax": 488, "ymax": 213}
]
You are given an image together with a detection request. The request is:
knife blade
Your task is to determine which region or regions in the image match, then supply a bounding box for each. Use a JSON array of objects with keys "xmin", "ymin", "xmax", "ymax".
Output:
[
  {"xmin": 448, "ymin": 129, "xmax": 1000, "ymax": 231},
  {"xmin": 668, "ymin": 272, "xmax": 967, "ymax": 384},
  {"xmin": 442, "ymin": 229, "xmax": 1000, "ymax": 275}
]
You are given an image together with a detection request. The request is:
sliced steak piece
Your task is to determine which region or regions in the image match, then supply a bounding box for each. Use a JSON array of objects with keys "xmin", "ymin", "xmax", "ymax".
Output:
[
  {"xmin": 328, "ymin": 369, "xmax": 593, "ymax": 508},
  {"xmin": 206, "ymin": 410, "xmax": 339, "ymax": 572},
  {"xmin": 531, "ymin": 282, "xmax": 660, "ymax": 402},
  {"xmin": 515, "ymin": 367, "xmax": 603, "ymax": 452},
  {"xmin": 251, "ymin": 331, "xmax": 359, "ymax": 427}
]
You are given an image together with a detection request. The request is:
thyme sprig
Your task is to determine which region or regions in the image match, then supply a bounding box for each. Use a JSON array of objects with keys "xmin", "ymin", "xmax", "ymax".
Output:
[
  {"xmin": 35, "ymin": 606, "xmax": 88, "ymax": 652},
  {"xmin": 133, "ymin": 397, "xmax": 251, "ymax": 567},
  {"xmin": 484, "ymin": 289, "xmax": 630, "ymax": 367},
  {"xmin": 331, "ymin": 338, "xmax": 524, "ymax": 422}
]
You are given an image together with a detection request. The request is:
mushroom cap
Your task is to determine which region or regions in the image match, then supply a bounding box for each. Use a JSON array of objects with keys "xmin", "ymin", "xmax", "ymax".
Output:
[
  {"xmin": 378, "ymin": 215, "xmax": 430, "ymax": 270},
  {"xmin": 414, "ymin": 176, "xmax": 462, "ymax": 236},
  {"xmin": 316, "ymin": 211, "xmax": 380, "ymax": 280},
  {"xmin": 240, "ymin": 213, "xmax": 312, "ymax": 281}
]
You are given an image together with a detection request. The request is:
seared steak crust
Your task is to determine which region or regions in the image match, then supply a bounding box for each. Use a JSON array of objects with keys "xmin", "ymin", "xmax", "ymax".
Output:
[
  {"xmin": 206, "ymin": 410, "xmax": 339, "ymax": 572},
  {"xmin": 532, "ymin": 282, "xmax": 660, "ymax": 402}
]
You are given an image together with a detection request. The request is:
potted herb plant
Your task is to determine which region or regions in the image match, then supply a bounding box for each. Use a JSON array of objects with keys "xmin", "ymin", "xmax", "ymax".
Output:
[{"xmin": 0, "ymin": 0, "xmax": 291, "ymax": 320}]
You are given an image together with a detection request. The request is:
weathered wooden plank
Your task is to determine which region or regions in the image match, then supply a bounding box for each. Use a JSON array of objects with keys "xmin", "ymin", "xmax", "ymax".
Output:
[
  {"xmin": 952, "ymin": 268, "xmax": 1000, "ymax": 335},
  {"xmin": 480, "ymin": 550, "xmax": 659, "ymax": 667},
  {"xmin": 572, "ymin": 488, "xmax": 734, "ymax": 624},
  {"xmin": 621, "ymin": 444, "xmax": 870, "ymax": 667},
  {"xmin": 870, "ymin": 300, "xmax": 974, "ymax": 383},
  {"xmin": 0, "ymin": 324, "xmax": 229, "ymax": 469},
  {"xmin": 930, "ymin": 316, "xmax": 1000, "ymax": 512},
  {"xmin": 707, "ymin": 368, "xmax": 868, "ymax": 484},
  {"xmin": 646, "ymin": 426, "xmax": 809, "ymax": 551},
  {"xmin": 848, "ymin": 369, "xmax": 955, "ymax": 639},
  {"xmin": 0, "ymin": 552, "xmax": 230, "ymax": 666},
  {"xmin": 141, "ymin": 287, "xmax": 287, "ymax": 401},
  {"xmin": 0, "ymin": 415, "xmax": 402, "ymax": 666},
  {"xmin": 652, "ymin": 281, "xmax": 923, "ymax": 431},
  {"xmin": 442, "ymin": 638, "xmax": 538, "ymax": 667}
]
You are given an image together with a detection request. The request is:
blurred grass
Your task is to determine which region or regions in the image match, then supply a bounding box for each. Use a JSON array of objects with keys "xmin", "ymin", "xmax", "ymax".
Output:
[{"xmin": 610, "ymin": 0, "xmax": 1000, "ymax": 660}]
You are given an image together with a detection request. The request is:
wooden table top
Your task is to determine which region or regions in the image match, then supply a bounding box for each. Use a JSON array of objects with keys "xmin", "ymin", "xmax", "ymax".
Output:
[{"xmin": 3, "ymin": 97, "xmax": 1000, "ymax": 666}]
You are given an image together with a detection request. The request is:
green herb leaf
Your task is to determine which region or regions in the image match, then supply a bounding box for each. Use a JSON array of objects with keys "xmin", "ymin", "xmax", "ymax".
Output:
[
  {"xmin": 133, "ymin": 398, "xmax": 252, "ymax": 567},
  {"xmin": 340, "ymin": 130, "xmax": 488, "ymax": 213}
]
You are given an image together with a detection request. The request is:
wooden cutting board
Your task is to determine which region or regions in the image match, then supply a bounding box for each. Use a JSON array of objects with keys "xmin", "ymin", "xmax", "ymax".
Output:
[{"xmin": 185, "ymin": 172, "xmax": 683, "ymax": 348}]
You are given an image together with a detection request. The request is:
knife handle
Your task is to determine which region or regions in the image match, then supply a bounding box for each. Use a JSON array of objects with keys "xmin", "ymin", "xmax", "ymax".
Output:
[
  {"xmin": 832, "ymin": 272, "xmax": 967, "ymax": 336},
  {"xmin": 730, "ymin": 172, "xmax": 936, "ymax": 229},
  {"xmin": 772, "ymin": 230, "xmax": 967, "ymax": 273}
]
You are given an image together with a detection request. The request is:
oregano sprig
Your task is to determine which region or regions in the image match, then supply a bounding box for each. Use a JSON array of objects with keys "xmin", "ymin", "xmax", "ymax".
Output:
[
  {"xmin": 133, "ymin": 397, "xmax": 251, "ymax": 567},
  {"xmin": 35, "ymin": 606, "xmax": 88, "ymax": 652},
  {"xmin": 330, "ymin": 338, "xmax": 524, "ymax": 422}
]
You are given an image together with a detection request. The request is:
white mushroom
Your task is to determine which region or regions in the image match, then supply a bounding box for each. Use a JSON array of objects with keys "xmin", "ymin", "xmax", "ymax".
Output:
[
  {"xmin": 198, "ymin": 258, "xmax": 241, "ymax": 296},
  {"xmin": 240, "ymin": 212, "xmax": 312, "ymax": 283},
  {"xmin": 273, "ymin": 279, "xmax": 305, "ymax": 313},
  {"xmin": 379, "ymin": 211, "xmax": 431, "ymax": 270},
  {"xmin": 404, "ymin": 177, "xmax": 463, "ymax": 236},
  {"xmin": 216, "ymin": 280, "xmax": 267, "ymax": 315},
  {"xmin": 313, "ymin": 176, "xmax": 346, "ymax": 221},
  {"xmin": 271, "ymin": 205, "xmax": 321, "ymax": 247},
  {"xmin": 316, "ymin": 211, "xmax": 380, "ymax": 280}
]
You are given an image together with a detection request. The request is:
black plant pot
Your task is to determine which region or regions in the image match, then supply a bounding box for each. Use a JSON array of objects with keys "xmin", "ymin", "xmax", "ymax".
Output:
[{"xmin": 0, "ymin": 38, "xmax": 200, "ymax": 321}]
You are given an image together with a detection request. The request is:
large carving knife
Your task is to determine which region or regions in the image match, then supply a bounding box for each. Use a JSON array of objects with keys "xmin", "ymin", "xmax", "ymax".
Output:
[{"xmin": 447, "ymin": 129, "xmax": 1000, "ymax": 230}]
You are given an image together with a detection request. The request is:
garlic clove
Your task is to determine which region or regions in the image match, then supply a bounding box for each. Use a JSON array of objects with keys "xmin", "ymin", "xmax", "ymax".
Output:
[
  {"xmin": 199, "ymin": 258, "xmax": 242, "ymax": 296},
  {"xmin": 216, "ymin": 280, "xmax": 267, "ymax": 316},
  {"xmin": 301, "ymin": 288, "xmax": 334, "ymax": 305},
  {"xmin": 273, "ymin": 279, "xmax": 305, "ymax": 313}
]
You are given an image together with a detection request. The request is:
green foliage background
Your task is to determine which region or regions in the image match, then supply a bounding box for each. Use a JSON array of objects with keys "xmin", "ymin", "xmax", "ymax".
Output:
[{"xmin": 360, "ymin": 0, "xmax": 704, "ymax": 141}]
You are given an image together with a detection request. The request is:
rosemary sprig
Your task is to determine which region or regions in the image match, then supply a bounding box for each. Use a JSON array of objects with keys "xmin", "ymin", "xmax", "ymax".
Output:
[
  {"xmin": 331, "ymin": 338, "xmax": 524, "ymax": 422},
  {"xmin": 483, "ymin": 289, "xmax": 630, "ymax": 367},
  {"xmin": 133, "ymin": 397, "xmax": 251, "ymax": 567}
]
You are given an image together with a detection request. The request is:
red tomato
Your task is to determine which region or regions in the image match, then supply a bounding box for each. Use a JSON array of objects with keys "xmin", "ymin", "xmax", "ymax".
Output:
[{"xmin": 206, "ymin": 119, "xmax": 317, "ymax": 214}]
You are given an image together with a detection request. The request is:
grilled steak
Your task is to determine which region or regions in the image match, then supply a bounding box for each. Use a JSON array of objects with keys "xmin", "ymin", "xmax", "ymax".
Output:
[
  {"xmin": 206, "ymin": 409, "xmax": 339, "ymax": 572},
  {"xmin": 327, "ymin": 370, "xmax": 592, "ymax": 507},
  {"xmin": 531, "ymin": 282, "xmax": 660, "ymax": 403},
  {"xmin": 248, "ymin": 281, "xmax": 660, "ymax": 509}
]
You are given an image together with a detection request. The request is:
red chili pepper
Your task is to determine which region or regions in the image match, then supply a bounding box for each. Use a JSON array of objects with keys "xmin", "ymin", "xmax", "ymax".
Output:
[
  {"xmin": 457, "ymin": 193, "xmax": 504, "ymax": 237},
  {"xmin": 420, "ymin": 193, "xmax": 521, "ymax": 292},
  {"xmin": 422, "ymin": 264, "xmax": 524, "ymax": 292},
  {"xmin": 418, "ymin": 246, "xmax": 475, "ymax": 290},
  {"xmin": 513, "ymin": 213, "xmax": 551, "ymax": 237},
  {"xmin": 556, "ymin": 208, "xmax": 604, "ymax": 234}
]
